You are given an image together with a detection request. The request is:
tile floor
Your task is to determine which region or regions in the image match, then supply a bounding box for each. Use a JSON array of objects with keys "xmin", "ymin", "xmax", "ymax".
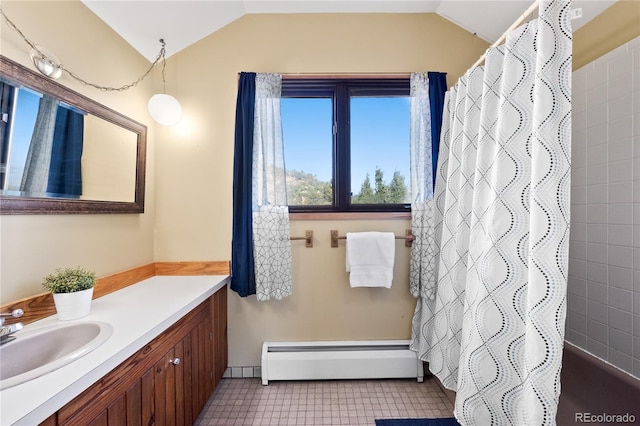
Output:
[{"xmin": 195, "ymin": 377, "xmax": 455, "ymax": 425}]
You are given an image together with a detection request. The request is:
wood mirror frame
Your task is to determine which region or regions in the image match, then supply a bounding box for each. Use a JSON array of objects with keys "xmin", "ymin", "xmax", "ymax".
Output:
[{"xmin": 0, "ymin": 55, "xmax": 146, "ymax": 214}]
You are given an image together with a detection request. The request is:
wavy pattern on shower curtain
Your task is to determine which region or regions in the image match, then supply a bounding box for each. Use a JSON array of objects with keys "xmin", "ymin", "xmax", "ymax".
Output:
[
  {"xmin": 429, "ymin": 66, "xmax": 484, "ymax": 390},
  {"xmin": 411, "ymin": 1, "xmax": 572, "ymax": 425}
]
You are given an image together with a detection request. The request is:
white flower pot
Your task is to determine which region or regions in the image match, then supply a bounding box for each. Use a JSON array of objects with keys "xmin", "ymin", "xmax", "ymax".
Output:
[{"xmin": 53, "ymin": 288, "xmax": 94, "ymax": 320}]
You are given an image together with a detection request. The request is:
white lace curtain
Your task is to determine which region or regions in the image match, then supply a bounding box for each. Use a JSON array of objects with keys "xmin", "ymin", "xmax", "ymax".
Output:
[
  {"xmin": 408, "ymin": 72, "xmax": 439, "ymax": 300},
  {"xmin": 252, "ymin": 73, "xmax": 293, "ymax": 301},
  {"xmin": 411, "ymin": 0, "xmax": 572, "ymax": 424}
]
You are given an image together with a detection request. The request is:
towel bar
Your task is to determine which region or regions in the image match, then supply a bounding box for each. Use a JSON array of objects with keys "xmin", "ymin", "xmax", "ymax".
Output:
[
  {"xmin": 330, "ymin": 229, "xmax": 414, "ymax": 248},
  {"xmin": 290, "ymin": 230, "xmax": 313, "ymax": 248}
]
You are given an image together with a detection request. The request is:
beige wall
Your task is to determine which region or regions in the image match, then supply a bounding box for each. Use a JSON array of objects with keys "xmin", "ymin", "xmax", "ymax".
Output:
[
  {"xmin": 0, "ymin": 1, "xmax": 156, "ymax": 302},
  {"xmin": 573, "ymin": 0, "xmax": 640, "ymax": 70},
  {"xmin": 82, "ymin": 116, "xmax": 138, "ymax": 202},
  {"xmin": 155, "ymin": 13, "xmax": 488, "ymax": 366}
]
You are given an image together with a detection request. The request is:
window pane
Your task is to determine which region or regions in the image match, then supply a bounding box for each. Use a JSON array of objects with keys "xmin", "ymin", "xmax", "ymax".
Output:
[
  {"xmin": 282, "ymin": 97, "xmax": 333, "ymax": 206},
  {"xmin": 350, "ymin": 96, "xmax": 410, "ymax": 204}
]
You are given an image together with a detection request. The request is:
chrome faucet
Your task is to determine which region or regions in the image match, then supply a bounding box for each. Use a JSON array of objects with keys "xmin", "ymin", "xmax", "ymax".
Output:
[{"xmin": 0, "ymin": 309, "xmax": 24, "ymax": 345}]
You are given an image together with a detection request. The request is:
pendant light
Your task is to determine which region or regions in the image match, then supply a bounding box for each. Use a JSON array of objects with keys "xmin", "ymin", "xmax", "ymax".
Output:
[
  {"xmin": 147, "ymin": 39, "xmax": 182, "ymax": 126},
  {"xmin": 2, "ymin": 9, "xmax": 182, "ymax": 126}
]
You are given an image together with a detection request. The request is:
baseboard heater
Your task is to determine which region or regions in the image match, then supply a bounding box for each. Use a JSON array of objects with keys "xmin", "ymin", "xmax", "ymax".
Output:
[{"xmin": 261, "ymin": 340, "xmax": 424, "ymax": 385}]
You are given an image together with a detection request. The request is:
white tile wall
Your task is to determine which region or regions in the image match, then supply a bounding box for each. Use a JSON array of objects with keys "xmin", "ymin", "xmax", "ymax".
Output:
[{"xmin": 567, "ymin": 36, "xmax": 640, "ymax": 378}]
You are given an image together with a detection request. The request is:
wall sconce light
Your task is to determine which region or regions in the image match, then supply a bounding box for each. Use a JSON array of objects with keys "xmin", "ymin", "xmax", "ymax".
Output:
[{"xmin": 147, "ymin": 40, "xmax": 182, "ymax": 126}]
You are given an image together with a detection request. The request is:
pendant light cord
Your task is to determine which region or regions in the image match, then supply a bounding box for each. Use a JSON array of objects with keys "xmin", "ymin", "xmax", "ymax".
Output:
[{"xmin": 0, "ymin": 6, "xmax": 167, "ymax": 92}]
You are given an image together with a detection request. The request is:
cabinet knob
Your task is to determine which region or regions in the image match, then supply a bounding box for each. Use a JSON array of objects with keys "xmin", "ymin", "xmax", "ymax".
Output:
[{"xmin": 169, "ymin": 357, "xmax": 181, "ymax": 365}]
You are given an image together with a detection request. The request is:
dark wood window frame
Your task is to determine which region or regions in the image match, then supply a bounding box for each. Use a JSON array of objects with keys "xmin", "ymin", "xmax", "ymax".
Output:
[{"xmin": 282, "ymin": 78, "xmax": 411, "ymax": 214}]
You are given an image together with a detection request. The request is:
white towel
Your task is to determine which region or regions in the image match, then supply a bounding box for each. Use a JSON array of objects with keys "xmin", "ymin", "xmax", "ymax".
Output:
[{"xmin": 346, "ymin": 232, "xmax": 395, "ymax": 288}]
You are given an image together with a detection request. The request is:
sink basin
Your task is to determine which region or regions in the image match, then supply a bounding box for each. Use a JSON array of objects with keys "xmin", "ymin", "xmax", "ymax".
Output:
[{"xmin": 0, "ymin": 321, "xmax": 113, "ymax": 390}]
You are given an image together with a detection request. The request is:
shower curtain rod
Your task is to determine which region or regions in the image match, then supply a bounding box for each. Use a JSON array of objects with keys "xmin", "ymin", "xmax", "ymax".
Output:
[
  {"xmin": 470, "ymin": 0, "xmax": 539, "ymax": 69},
  {"xmin": 238, "ymin": 72, "xmax": 411, "ymax": 79}
]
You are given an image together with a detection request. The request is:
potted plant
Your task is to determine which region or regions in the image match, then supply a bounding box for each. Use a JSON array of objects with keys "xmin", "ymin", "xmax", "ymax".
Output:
[{"xmin": 42, "ymin": 267, "xmax": 96, "ymax": 320}]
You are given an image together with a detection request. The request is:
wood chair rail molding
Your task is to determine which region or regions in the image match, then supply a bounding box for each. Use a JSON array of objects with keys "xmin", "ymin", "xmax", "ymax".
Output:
[{"xmin": 0, "ymin": 261, "xmax": 230, "ymax": 326}]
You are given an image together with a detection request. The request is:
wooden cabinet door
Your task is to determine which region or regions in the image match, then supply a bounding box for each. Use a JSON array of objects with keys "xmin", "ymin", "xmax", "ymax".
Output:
[
  {"xmin": 173, "ymin": 339, "xmax": 186, "ymax": 426},
  {"xmin": 57, "ymin": 363, "xmax": 156, "ymax": 426},
  {"xmin": 46, "ymin": 290, "xmax": 225, "ymax": 426},
  {"xmin": 181, "ymin": 332, "xmax": 194, "ymax": 424},
  {"xmin": 57, "ymin": 361, "xmax": 156, "ymax": 426},
  {"xmin": 152, "ymin": 307, "xmax": 213, "ymax": 426},
  {"xmin": 153, "ymin": 347, "xmax": 171, "ymax": 426},
  {"xmin": 211, "ymin": 285, "xmax": 228, "ymax": 387},
  {"xmin": 188, "ymin": 309, "xmax": 214, "ymax": 421}
]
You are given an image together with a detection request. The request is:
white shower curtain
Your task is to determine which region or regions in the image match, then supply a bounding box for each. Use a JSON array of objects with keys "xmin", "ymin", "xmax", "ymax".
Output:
[
  {"xmin": 252, "ymin": 73, "xmax": 293, "ymax": 301},
  {"xmin": 412, "ymin": 0, "xmax": 572, "ymax": 424}
]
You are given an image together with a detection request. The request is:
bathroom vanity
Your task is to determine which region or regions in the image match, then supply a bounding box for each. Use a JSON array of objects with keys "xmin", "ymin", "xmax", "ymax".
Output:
[{"xmin": 0, "ymin": 275, "xmax": 229, "ymax": 425}]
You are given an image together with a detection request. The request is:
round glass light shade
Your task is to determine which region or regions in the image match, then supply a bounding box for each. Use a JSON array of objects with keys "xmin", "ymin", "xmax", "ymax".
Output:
[
  {"xmin": 30, "ymin": 46, "xmax": 62, "ymax": 79},
  {"xmin": 148, "ymin": 93, "xmax": 183, "ymax": 126}
]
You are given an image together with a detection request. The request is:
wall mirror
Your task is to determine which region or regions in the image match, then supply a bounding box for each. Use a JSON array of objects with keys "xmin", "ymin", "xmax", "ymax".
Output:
[{"xmin": 0, "ymin": 55, "xmax": 146, "ymax": 214}]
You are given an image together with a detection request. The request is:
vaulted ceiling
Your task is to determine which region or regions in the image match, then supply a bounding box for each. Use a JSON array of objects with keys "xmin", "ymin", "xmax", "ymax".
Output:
[{"xmin": 82, "ymin": 0, "xmax": 616, "ymax": 62}]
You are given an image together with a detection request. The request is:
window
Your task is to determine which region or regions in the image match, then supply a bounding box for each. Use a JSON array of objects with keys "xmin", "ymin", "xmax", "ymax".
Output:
[
  {"xmin": 1, "ymin": 87, "xmax": 40, "ymax": 191},
  {"xmin": 282, "ymin": 79, "xmax": 411, "ymax": 213}
]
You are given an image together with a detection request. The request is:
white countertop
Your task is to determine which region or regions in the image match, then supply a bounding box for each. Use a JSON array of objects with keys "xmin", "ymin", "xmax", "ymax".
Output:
[{"xmin": 0, "ymin": 274, "xmax": 230, "ymax": 426}]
